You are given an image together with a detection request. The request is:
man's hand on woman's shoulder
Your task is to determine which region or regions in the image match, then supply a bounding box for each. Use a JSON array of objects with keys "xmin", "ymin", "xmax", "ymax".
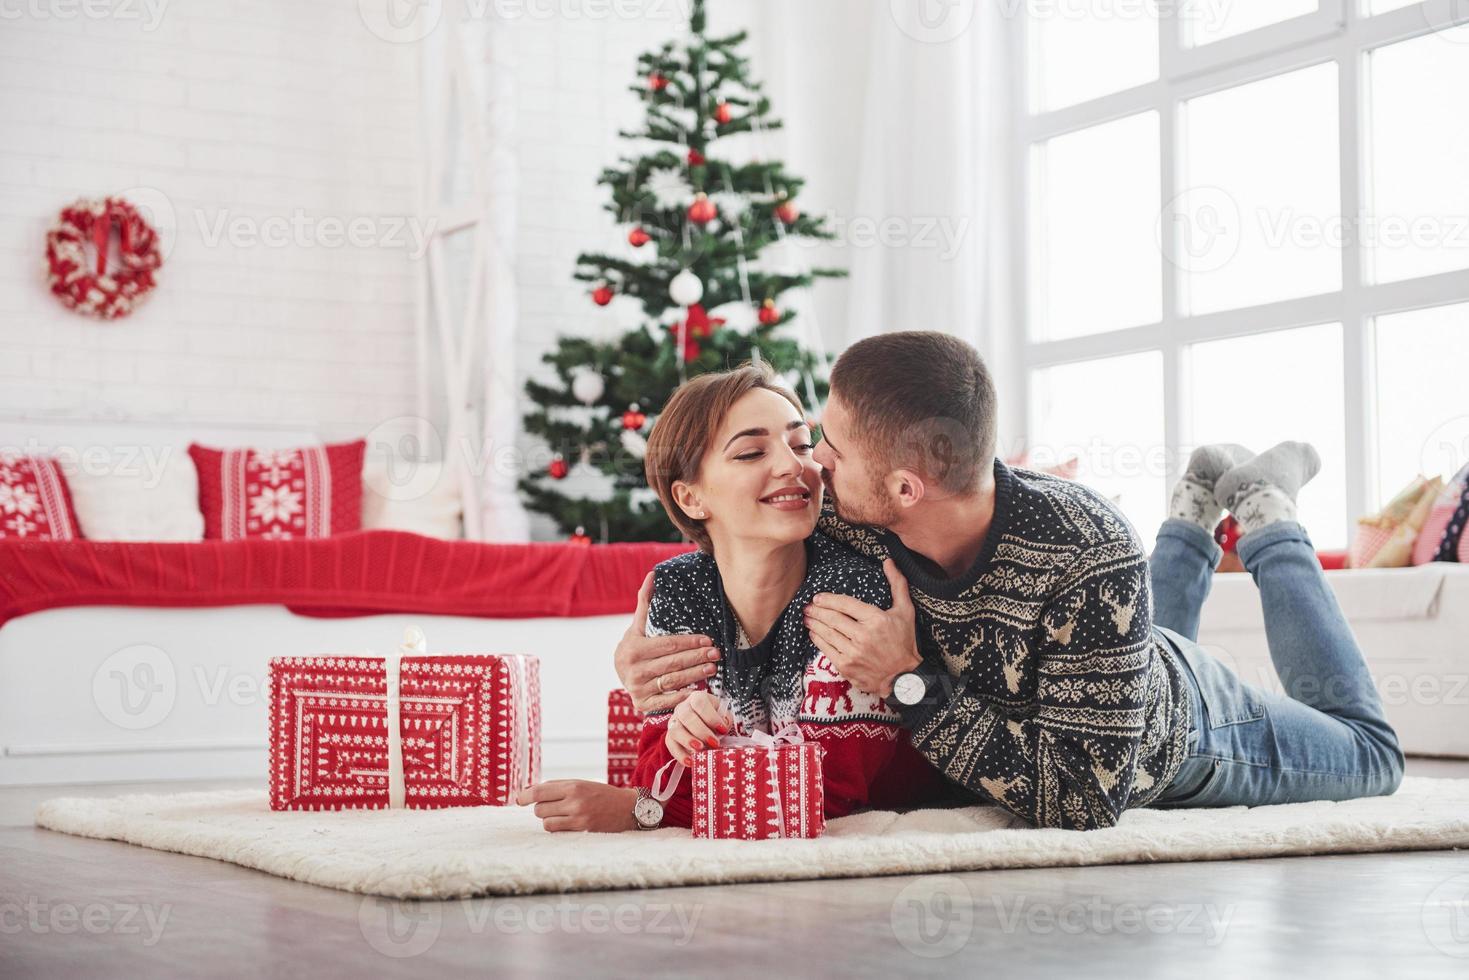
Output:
[
  {"xmin": 615, "ymin": 571, "xmax": 722, "ymax": 713},
  {"xmin": 804, "ymin": 558, "xmax": 922, "ymax": 698}
]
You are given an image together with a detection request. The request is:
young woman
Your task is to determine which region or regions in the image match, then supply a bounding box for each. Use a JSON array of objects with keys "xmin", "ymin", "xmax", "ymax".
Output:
[{"xmin": 626, "ymin": 364, "xmax": 957, "ymax": 830}]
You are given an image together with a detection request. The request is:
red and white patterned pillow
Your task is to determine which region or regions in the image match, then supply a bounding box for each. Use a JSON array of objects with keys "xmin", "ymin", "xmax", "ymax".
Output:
[
  {"xmin": 188, "ymin": 440, "xmax": 365, "ymax": 541},
  {"xmin": 1412, "ymin": 462, "xmax": 1469, "ymax": 565},
  {"xmin": 0, "ymin": 454, "xmax": 82, "ymax": 540}
]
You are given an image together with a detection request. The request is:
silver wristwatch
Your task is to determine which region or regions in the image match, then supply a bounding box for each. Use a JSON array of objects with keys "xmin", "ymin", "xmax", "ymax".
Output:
[
  {"xmin": 892, "ymin": 670, "xmax": 927, "ymax": 706},
  {"xmin": 633, "ymin": 786, "xmax": 664, "ymax": 830}
]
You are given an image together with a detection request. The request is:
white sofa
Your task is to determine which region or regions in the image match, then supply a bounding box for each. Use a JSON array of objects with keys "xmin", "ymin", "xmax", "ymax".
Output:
[{"xmin": 1197, "ymin": 562, "xmax": 1469, "ymax": 758}]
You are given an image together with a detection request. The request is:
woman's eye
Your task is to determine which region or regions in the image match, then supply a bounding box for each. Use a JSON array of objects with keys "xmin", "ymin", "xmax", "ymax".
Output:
[
  {"xmin": 735, "ymin": 452, "xmax": 762, "ymax": 461},
  {"xmin": 794, "ymin": 443, "xmax": 815, "ymax": 453}
]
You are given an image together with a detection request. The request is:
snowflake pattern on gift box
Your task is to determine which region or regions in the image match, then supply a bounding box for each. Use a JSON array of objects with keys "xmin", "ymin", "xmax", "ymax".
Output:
[{"xmin": 0, "ymin": 454, "xmax": 77, "ymax": 540}]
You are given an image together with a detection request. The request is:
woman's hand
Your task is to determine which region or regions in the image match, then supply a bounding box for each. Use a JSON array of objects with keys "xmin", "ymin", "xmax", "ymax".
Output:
[
  {"xmin": 664, "ymin": 691, "xmax": 734, "ymax": 765},
  {"xmin": 615, "ymin": 572, "xmax": 722, "ymax": 714},
  {"xmin": 516, "ymin": 780, "xmax": 639, "ymax": 833}
]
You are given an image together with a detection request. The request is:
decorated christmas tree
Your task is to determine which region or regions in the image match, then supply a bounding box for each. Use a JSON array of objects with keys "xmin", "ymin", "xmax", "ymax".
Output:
[{"xmin": 519, "ymin": 0, "xmax": 845, "ymax": 543}]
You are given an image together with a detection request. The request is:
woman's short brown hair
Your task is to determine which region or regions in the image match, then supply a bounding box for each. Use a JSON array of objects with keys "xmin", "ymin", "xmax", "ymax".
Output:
[{"xmin": 644, "ymin": 363, "xmax": 804, "ymax": 553}]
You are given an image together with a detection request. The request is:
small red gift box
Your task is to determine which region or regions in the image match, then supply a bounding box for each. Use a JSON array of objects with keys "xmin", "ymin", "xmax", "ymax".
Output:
[
  {"xmin": 691, "ymin": 740, "xmax": 825, "ymax": 840},
  {"xmin": 607, "ymin": 689, "xmax": 642, "ymax": 788},
  {"xmin": 269, "ymin": 646, "xmax": 540, "ymax": 811}
]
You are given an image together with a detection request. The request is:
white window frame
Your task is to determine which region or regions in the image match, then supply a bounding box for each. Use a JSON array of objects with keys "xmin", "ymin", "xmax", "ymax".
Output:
[{"xmin": 1013, "ymin": 0, "xmax": 1469, "ymax": 544}]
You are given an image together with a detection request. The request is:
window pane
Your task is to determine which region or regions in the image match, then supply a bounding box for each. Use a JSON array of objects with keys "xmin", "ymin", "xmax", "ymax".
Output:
[
  {"xmin": 1028, "ymin": 352, "xmax": 1166, "ymax": 547},
  {"xmin": 1187, "ymin": 325, "xmax": 1348, "ymax": 547},
  {"xmin": 1183, "ymin": 0, "xmax": 1317, "ymax": 47},
  {"xmin": 1367, "ymin": 25, "xmax": 1469, "ymax": 283},
  {"xmin": 1374, "ymin": 303, "xmax": 1469, "ymax": 503},
  {"xmin": 1030, "ymin": 0, "xmax": 1159, "ymax": 112},
  {"xmin": 1032, "ymin": 112, "xmax": 1161, "ymax": 340},
  {"xmin": 1178, "ymin": 64, "xmax": 1340, "ymax": 315},
  {"xmin": 1367, "ymin": 0, "xmax": 1420, "ymax": 13}
]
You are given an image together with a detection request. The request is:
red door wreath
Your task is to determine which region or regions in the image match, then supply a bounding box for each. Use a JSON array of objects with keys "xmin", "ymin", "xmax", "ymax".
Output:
[{"xmin": 44, "ymin": 196, "xmax": 163, "ymax": 320}]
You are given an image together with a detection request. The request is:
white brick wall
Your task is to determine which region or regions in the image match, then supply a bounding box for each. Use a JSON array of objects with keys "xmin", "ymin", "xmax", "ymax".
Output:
[{"xmin": 0, "ymin": 0, "xmax": 420, "ymax": 440}]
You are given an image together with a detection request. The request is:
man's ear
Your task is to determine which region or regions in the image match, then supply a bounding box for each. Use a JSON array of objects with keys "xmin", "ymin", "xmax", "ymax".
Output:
[
  {"xmin": 671, "ymin": 481, "xmax": 705, "ymax": 520},
  {"xmin": 887, "ymin": 469, "xmax": 926, "ymax": 509}
]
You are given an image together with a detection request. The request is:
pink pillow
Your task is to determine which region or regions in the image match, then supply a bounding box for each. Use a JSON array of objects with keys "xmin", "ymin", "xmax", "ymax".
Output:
[
  {"xmin": 1412, "ymin": 462, "xmax": 1469, "ymax": 565},
  {"xmin": 0, "ymin": 454, "xmax": 81, "ymax": 540},
  {"xmin": 188, "ymin": 440, "xmax": 365, "ymax": 541}
]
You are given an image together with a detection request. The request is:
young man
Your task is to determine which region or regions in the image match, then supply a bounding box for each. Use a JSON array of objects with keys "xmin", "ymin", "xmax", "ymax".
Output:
[{"xmin": 525, "ymin": 331, "xmax": 1402, "ymax": 831}]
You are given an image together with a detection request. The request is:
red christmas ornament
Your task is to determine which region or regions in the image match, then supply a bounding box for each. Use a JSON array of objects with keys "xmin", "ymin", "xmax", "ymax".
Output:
[
  {"xmin": 548, "ymin": 455, "xmax": 569, "ymax": 480},
  {"xmin": 758, "ymin": 298, "xmax": 781, "ymax": 325},
  {"xmin": 687, "ymin": 148, "xmax": 705, "ymax": 166},
  {"xmin": 569, "ymin": 526, "xmax": 593, "ymax": 546},
  {"xmin": 774, "ymin": 199, "xmax": 800, "ymax": 225},
  {"xmin": 687, "ymin": 193, "xmax": 716, "ymax": 225},
  {"xmin": 668, "ymin": 303, "xmax": 724, "ymax": 363},
  {"xmin": 591, "ymin": 283, "xmax": 614, "ymax": 306},
  {"xmin": 648, "ymin": 72, "xmax": 668, "ymax": 91},
  {"xmin": 621, "ymin": 403, "xmax": 647, "ymax": 431},
  {"xmin": 627, "ymin": 227, "xmax": 650, "ymax": 247},
  {"xmin": 713, "ymin": 102, "xmax": 733, "ymax": 125}
]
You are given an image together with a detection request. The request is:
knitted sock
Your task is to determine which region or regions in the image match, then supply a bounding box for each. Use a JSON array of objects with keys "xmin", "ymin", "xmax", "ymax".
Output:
[
  {"xmin": 1168, "ymin": 443, "xmax": 1255, "ymax": 530},
  {"xmin": 1215, "ymin": 441, "xmax": 1322, "ymax": 535}
]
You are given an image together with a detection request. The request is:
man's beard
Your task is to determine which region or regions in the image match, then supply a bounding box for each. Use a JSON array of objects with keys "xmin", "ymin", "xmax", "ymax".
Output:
[{"xmin": 824, "ymin": 473, "xmax": 899, "ymax": 528}]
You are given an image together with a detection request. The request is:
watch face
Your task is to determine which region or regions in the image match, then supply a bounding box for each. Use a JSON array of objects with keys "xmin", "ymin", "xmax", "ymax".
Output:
[
  {"xmin": 894, "ymin": 672, "xmax": 925, "ymax": 706},
  {"xmin": 634, "ymin": 796, "xmax": 664, "ymax": 827}
]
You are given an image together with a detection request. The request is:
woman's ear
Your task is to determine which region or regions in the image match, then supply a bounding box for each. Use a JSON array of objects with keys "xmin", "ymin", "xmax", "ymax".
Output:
[{"xmin": 671, "ymin": 481, "xmax": 707, "ymax": 520}]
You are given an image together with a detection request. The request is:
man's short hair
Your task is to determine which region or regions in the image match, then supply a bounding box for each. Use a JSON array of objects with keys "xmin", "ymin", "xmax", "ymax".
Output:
[{"xmin": 828, "ymin": 331, "xmax": 997, "ymax": 495}]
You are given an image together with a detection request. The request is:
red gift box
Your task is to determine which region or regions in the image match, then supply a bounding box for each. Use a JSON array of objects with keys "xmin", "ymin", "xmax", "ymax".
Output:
[
  {"xmin": 269, "ymin": 651, "xmax": 540, "ymax": 811},
  {"xmin": 607, "ymin": 689, "xmax": 642, "ymax": 788},
  {"xmin": 691, "ymin": 740, "xmax": 825, "ymax": 840}
]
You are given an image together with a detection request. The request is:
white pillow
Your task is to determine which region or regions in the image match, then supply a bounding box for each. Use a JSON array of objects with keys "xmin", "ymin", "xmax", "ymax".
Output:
[
  {"xmin": 58, "ymin": 446, "xmax": 205, "ymax": 542},
  {"xmin": 361, "ymin": 454, "xmax": 463, "ymax": 539}
]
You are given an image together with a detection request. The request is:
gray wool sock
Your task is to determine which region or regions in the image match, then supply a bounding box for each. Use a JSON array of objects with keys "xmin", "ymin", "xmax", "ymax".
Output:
[
  {"xmin": 1168, "ymin": 443, "xmax": 1255, "ymax": 531},
  {"xmin": 1215, "ymin": 441, "xmax": 1322, "ymax": 535}
]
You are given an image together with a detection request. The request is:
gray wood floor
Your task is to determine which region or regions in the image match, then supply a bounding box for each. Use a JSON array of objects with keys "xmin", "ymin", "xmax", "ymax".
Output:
[{"xmin": 3, "ymin": 759, "xmax": 1468, "ymax": 978}]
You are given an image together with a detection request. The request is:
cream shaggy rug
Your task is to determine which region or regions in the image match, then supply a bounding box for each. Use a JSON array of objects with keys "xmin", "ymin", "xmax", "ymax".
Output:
[{"xmin": 36, "ymin": 777, "xmax": 1469, "ymax": 899}]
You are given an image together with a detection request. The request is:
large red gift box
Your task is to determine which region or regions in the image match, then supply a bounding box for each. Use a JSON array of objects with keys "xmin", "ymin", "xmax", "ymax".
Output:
[
  {"xmin": 269, "ymin": 652, "xmax": 540, "ymax": 810},
  {"xmin": 607, "ymin": 689, "xmax": 642, "ymax": 788},
  {"xmin": 691, "ymin": 741, "xmax": 825, "ymax": 840}
]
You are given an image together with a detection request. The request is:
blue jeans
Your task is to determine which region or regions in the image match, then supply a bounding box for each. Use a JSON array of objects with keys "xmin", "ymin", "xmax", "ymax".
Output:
[{"xmin": 1148, "ymin": 519, "xmax": 1404, "ymax": 807}]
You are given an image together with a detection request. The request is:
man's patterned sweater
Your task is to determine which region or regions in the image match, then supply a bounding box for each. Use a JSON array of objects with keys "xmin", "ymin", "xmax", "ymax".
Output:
[{"xmin": 819, "ymin": 459, "xmax": 1194, "ymax": 830}]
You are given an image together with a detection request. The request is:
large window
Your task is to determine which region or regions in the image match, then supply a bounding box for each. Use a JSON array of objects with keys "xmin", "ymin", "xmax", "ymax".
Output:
[{"xmin": 1017, "ymin": 2, "xmax": 1469, "ymax": 548}]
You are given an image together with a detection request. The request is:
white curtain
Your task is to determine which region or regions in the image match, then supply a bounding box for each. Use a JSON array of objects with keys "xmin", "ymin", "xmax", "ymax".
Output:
[{"xmin": 743, "ymin": 0, "xmax": 1022, "ymax": 445}]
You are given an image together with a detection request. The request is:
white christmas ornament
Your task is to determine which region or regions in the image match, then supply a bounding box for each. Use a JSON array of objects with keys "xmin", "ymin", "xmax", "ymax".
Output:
[
  {"xmin": 620, "ymin": 429, "xmax": 647, "ymax": 459},
  {"xmin": 669, "ymin": 269, "xmax": 704, "ymax": 306},
  {"xmin": 570, "ymin": 370, "xmax": 605, "ymax": 406},
  {"xmin": 647, "ymin": 168, "xmax": 693, "ymax": 210}
]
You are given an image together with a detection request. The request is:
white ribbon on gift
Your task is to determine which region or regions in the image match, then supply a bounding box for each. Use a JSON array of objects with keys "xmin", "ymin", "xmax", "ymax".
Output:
[
  {"xmin": 383, "ymin": 625, "xmax": 426, "ymax": 809},
  {"xmin": 651, "ymin": 716, "xmax": 806, "ymax": 838}
]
